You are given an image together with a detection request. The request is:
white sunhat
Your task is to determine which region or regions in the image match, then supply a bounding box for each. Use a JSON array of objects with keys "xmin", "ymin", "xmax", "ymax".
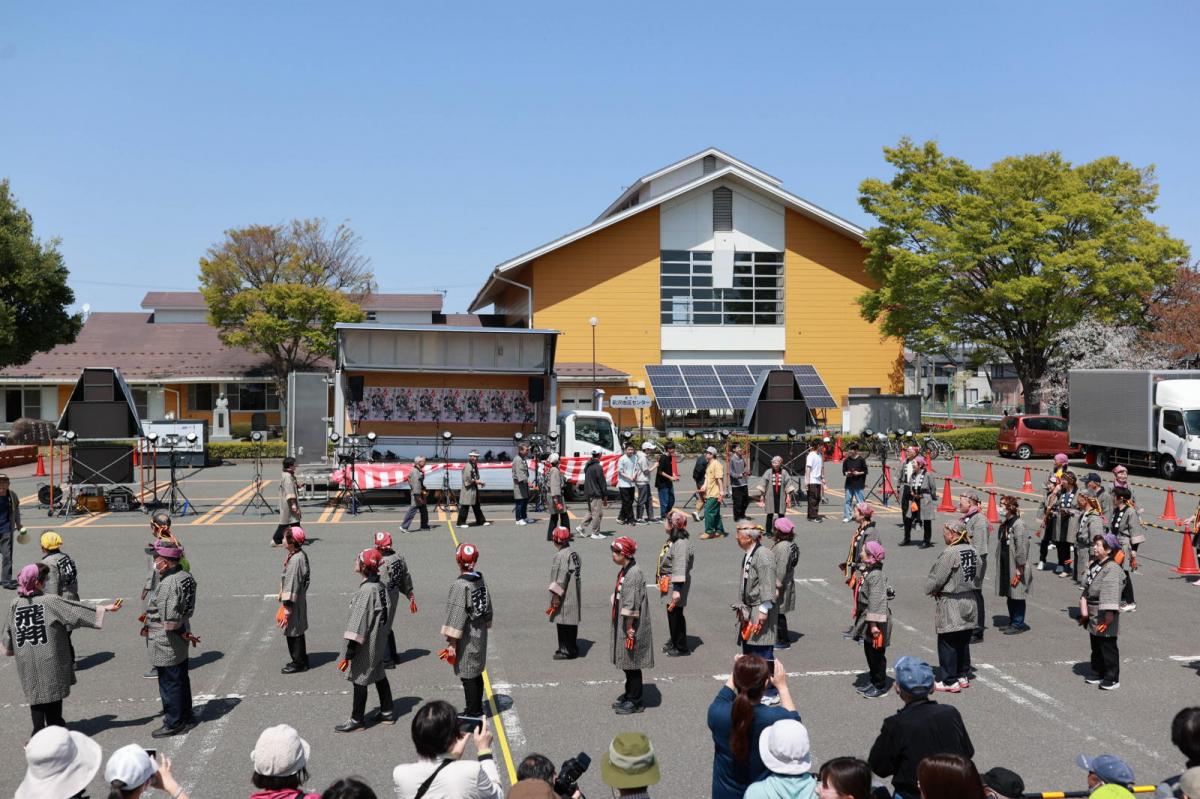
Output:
[
  {"xmin": 105, "ymin": 744, "xmax": 158, "ymax": 790},
  {"xmin": 641, "ymin": 441, "xmax": 656, "ymax": 450},
  {"xmin": 17, "ymin": 727, "xmax": 102, "ymax": 799},
  {"xmin": 758, "ymin": 719, "xmax": 812, "ymax": 776},
  {"xmin": 252, "ymin": 724, "xmax": 311, "ymax": 777}
]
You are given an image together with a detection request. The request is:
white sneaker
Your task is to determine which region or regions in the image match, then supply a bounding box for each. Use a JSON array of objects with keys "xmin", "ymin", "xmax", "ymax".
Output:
[
  {"xmin": 1120, "ymin": 602, "xmax": 1136, "ymax": 612},
  {"xmin": 481, "ymin": 521, "xmax": 492, "ymax": 526},
  {"xmin": 515, "ymin": 520, "xmax": 527, "ymax": 526},
  {"xmin": 933, "ymin": 680, "xmax": 961, "ymax": 693},
  {"xmin": 460, "ymin": 523, "xmax": 472, "ymax": 527},
  {"xmin": 692, "ymin": 512, "xmax": 703, "ymax": 522},
  {"xmin": 589, "ymin": 533, "xmax": 606, "ymax": 540},
  {"xmin": 1035, "ymin": 560, "xmax": 1045, "ymax": 570},
  {"xmin": 842, "ymin": 517, "xmax": 851, "ymax": 523},
  {"xmin": 398, "ymin": 526, "xmax": 411, "ymax": 533},
  {"xmin": 957, "ymin": 677, "xmax": 969, "ymax": 689},
  {"xmin": 576, "ymin": 525, "xmax": 584, "ymax": 534}
]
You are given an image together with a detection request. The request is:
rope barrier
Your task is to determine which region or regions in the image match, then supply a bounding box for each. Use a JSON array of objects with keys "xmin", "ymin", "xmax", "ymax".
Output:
[{"xmin": 956, "ymin": 453, "xmax": 1200, "ymax": 500}]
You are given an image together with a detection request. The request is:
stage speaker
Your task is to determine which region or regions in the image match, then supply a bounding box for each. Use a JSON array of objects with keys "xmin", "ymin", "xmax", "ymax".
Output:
[
  {"xmin": 70, "ymin": 445, "xmax": 135, "ymax": 485},
  {"xmin": 766, "ymin": 370, "xmax": 797, "ymax": 401},
  {"xmin": 348, "ymin": 376, "xmax": 365, "ymax": 403},
  {"xmin": 528, "ymin": 376, "xmax": 545, "ymax": 403}
]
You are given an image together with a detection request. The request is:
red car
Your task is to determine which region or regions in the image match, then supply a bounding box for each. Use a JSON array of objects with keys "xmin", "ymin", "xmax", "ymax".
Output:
[{"xmin": 997, "ymin": 415, "xmax": 1082, "ymax": 460}]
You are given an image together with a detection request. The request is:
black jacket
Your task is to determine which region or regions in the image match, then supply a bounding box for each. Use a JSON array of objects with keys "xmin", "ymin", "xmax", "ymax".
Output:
[
  {"xmin": 867, "ymin": 699, "xmax": 974, "ymax": 797},
  {"xmin": 584, "ymin": 458, "xmax": 607, "ymax": 500}
]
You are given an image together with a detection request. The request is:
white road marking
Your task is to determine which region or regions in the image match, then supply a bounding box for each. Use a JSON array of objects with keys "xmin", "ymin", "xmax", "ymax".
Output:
[{"xmin": 488, "ymin": 682, "xmax": 529, "ymax": 748}]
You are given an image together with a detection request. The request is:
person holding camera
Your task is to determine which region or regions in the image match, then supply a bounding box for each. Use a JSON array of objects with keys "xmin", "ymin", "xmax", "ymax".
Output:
[
  {"xmin": 547, "ymin": 526, "xmax": 581, "ymax": 660},
  {"xmin": 511, "ymin": 753, "xmax": 587, "ymax": 799},
  {"xmin": 392, "ymin": 700, "xmax": 503, "ymax": 799},
  {"xmin": 610, "ymin": 535, "xmax": 653, "ymax": 715},
  {"xmin": 104, "ymin": 743, "xmax": 191, "ymax": 799}
]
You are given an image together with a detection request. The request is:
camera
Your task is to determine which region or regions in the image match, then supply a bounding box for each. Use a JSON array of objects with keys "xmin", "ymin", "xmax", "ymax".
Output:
[{"xmin": 553, "ymin": 752, "xmax": 591, "ymax": 798}]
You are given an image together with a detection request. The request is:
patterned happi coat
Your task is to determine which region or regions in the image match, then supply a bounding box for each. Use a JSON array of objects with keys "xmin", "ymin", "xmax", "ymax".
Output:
[
  {"xmin": 343, "ymin": 577, "xmax": 388, "ymax": 686},
  {"xmin": 279, "ymin": 549, "xmax": 310, "ymax": 636},
  {"xmin": 381, "ymin": 550, "xmax": 414, "ymax": 632},
  {"xmin": 3, "ymin": 594, "xmax": 104, "ymax": 704},
  {"xmin": 925, "ymin": 543, "xmax": 979, "ymax": 634},
  {"xmin": 42, "ymin": 551, "xmax": 80, "ymax": 600},
  {"xmin": 146, "ymin": 567, "xmax": 197, "ymax": 667},
  {"xmin": 442, "ymin": 572, "xmax": 493, "ymax": 679},
  {"xmin": 548, "ymin": 546, "xmax": 582, "ymax": 626},
  {"xmin": 610, "ymin": 560, "xmax": 653, "ymax": 671}
]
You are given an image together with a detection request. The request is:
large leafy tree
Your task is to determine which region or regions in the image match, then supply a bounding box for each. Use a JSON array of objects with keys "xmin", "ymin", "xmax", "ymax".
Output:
[
  {"xmin": 0, "ymin": 179, "xmax": 82, "ymax": 367},
  {"xmin": 199, "ymin": 219, "xmax": 374, "ymax": 408},
  {"xmin": 857, "ymin": 139, "xmax": 1189, "ymax": 412}
]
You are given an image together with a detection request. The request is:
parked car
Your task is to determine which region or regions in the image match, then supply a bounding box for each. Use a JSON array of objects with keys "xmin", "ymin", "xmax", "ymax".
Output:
[{"xmin": 997, "ymin": 414, "xmax": 1082, "ymax": 460}]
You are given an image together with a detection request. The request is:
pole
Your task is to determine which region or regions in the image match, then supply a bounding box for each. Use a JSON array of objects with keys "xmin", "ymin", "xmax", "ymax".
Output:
[{"xmin": 591, "ymin": 326, "xmax": 596, "ymax": 397}]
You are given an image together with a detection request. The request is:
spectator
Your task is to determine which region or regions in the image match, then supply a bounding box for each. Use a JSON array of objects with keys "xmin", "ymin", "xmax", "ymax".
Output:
[
  {"xmin": 321, "ymin": 779, "xmax": 377, "ymax": 799},
  {"xmin": 654, "ymin": 441, "xmax": 679, "ymax": 518},
  {"xmin": 601, "ymin": 732, "xmax": 661, "ymax": 797},
  {"xmin": 516, "ymin": 754, "xmax": 555, "ymax": 784},
  {"xmin": 700, "ymin": 446, "xmax": 728, "ymax": 539},
  {"xmin": 916, "ymin": 754, "xmax": 985, "ymax": 799},
  {"xmin": 251, "ymin": 724, "xmax": 319, "ymax": 799},
  {"xmin": 507, "ymin": 781, "xmax": 555, "ymax": 799},
  {"xmin": 616, "ymin": 443, "xmax": 638, "ymax": 525},
  {"xmin": 867, "ymin": 656, "xmax": 974, "ymax": 799},
  {"xmin": 981, "ymin": 767, "xmax": 1024, "ymax": 799},
  {"xmin": 1178, "ymin": 768, "xmax": 1200, "ymax": 799},
  {"xmin": 105, "ymin": 744, "xmax": 190, "ymax": 799},
  {"xmin": 16, "ymin": 726, "xmax": 101, "ymax": 799},
  {"xmin": 744, "ymin": 719, "xmax": 817, "ymax": 799},
  {"xmin": 816, "ymin": 757, "xmax": 872, "ymax": 799},
  {"xmin": 392, "ymin": 700, "xmax": 503, "ymax": 799},
  {"xmin": 841, "ymin": 443, "xmax": 869, "ymax": 523},
  {"xmin": 1077, "ymin": 754, "xmax": 1136, "ymax": 798},
  {"xmin": 803, "ymin": 441, "xmax": 824, "ymax": 522},
  {"xmin": 730, "ymin": 443, "xmax": 751, "ymax": 522},
  {"xmin": 708, "ymin": 654, "xmax": 801, "ymax": 799},
  {"xmin": 1158, "ymin": 707, "xmax": 1200, "ymax": 798},
  {"xmin": 578, "ymin": 449, "xmax": 608, "ymax": 541},
  {"xmin": 636, "ymin": 442, "xmax": 655, "ymax": 523}
]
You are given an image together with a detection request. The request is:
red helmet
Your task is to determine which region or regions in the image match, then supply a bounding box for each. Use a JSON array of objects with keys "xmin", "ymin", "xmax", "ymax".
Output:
[
  {"xmin": 374, "ymin": 531, "xmax": 393, "ymax": 549},
  {"xmin": 611, "ymin": 536, "xmax": 637, "ymax": 558},
  {"xmin": 358, "ymin": 548, "xmax": 383, "ymax": 572},
  {"xmin": 456, "ymin": 543, "xmax": 479, "ymax": 567},
  {"xmin": 551, "ymin": 526, "xmax": 571, "ymax": 544},
  {"xmin": 287, "ymin": 525, "xmax": 306, "ymax": 545}
]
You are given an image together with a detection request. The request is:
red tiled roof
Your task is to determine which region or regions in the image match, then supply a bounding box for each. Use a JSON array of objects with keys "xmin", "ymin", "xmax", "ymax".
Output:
[
  {"xmin": 556, "ymin": 362, "xmax": 629, "ymax": 378},
  {"xmin": 140, "ymin": 291, "xmax": 444, "ymax": 312},
  {"xmin": 0, "ymin": 313, "xmax": 291, "ymax": 381}
]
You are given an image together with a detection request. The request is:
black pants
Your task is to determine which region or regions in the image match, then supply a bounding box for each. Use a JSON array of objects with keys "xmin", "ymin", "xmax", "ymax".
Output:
[
  {"xmin": 899, "ymin": 487, "xmax": 913, "ymax": 525},
  {"xmin": 1089, "ymin": 634, "xmax": 1120, "ymax": 683},
  {"xmin": 462, "ymin": 675, "xmax": 485, "ymax": 716},
  {"xmin": 157, "ymin": 661, "xmax": 194, "ymax": 729},
  {"xmin": 30, "ymin": 700, "xmax": 65, "ymax": 734},
  {"xmin": 272, "ymin": 523, "xmax": 293, "ymax": 545},
  {"xmin": 1121, "ymin": 571, "xmax": 1135, "ymax": 604},
  {"xmin": 864, "ymin": 638, "xmax": 888, "ymax": 689},
  {"xmin": 936, "ymin": 630, "xmax": 972, "ymax": 683},
  {"xmin": 457, "ymin": 504, "xmax": 486, "ymax": 526},
  {"xmin": 666, "ymin": 606, "xmax": 689, "ymax": 653},
  {"xmin": 1056, "ymin": 541, "xmax": 1072, "ymax": 567},
  {"xmin": 903, "ymin": 514, "xmax": 932, "ymax": 544},
  {"xmin": 806, "ymin": 485, "xmax": 822, "ymax": 519},
  {"xmin": 0, "ymin": 528, "xmax": 13, "ymax": 583},
  {"xmin": 618, "ymin": 487, "xmax": 635, "ymax": 523},
  {"xmin": 732, "ymin": 485, "xmax": 750, "ymax": 521},
  {"xmin": 776, "ymin": 613, "xmax": 790, "ymax": 645},
  {"xmin": 286, "ymin": 634, "xmax": 308, "ymax": 668},
  {"xmin": 546, "ymin": 511, "xmax": 567, "ymax": 540},
  {"xmin": 765, "ymin": 513, "xmax": 778, "ymax": 534},
  {"xmin": 623, "ymin": 669, "xmax": 643, "ymax": 705},
  {"xmin": 402, "ymin": 503, "xmax": 429, "ymax": 530},
  {"xmin": 973, "ymin": 554, "xmax": 988, "ymax": 633},
  {"xmin": 556, "ymin": 623, "xmax": 578, "ymax": 657},
  {"xmin": 351, "ymin": 677, "xmax": 393, "ymax": 722},
  {"xmin": 386, "ymin": 630, "xmax": 399, "ymax": 663},
  {"xmin": 514, "ymin": 496, "xmax": 529, "ymax": 522}
]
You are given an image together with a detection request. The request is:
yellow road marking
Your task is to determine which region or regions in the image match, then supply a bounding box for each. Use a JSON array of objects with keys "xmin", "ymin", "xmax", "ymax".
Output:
[
  {"xmin": 331, "ymin": 507, "xmax": 345, "ymax": 524},
  {"xmin": 315, "ymin": 505, "xmax": 336, "ymax": 524},
  {"xmin": 63, "ymin": 511, "xmax": 112, "ymax": 528},
  {"xmin": 191, "ymin": 483, "xmax": 260, "ymax": 525}
]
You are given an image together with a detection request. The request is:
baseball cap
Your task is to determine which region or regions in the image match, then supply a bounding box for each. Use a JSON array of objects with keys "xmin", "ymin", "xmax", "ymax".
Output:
[
  {"xmin": 982, "ymin": 766, "xmax": 1024, "ymax": 798},
  {"xmin": 591, "ymin": 447, "xmax": 602, "ymax": 456},
  {"xmin": 1084, "ymin": 472, "xmax": 1102, "ymax": 484},
  {"xmin": 641, "ymin": 441, "xmax": 656, "ymax": 450},
  {"xmin": 893, "ymin": 656, "xmax": 934, "ymax": 697},
  {"xmin": 252, "ymin": 724, "xmax": 311, "ymax": 777},
  {"xmin": 105, "ymin": 744, "xmax": 158, "ymax": 789},
  {"xmin": 706, "ymin": 446, "xmax": 718, "ymax": 455},
  {"xmin": 758, "ymin": 719, "xmax": 811, "ymax": 775},
  {"xmin": 1076, "ymin": 754, "xmax": 1134, "ymax": 786}
]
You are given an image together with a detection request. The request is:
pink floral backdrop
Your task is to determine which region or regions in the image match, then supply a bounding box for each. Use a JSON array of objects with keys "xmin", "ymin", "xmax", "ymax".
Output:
[{"xmin": 350, "ymin": 386, "xmax": 535, "ymax": 424}]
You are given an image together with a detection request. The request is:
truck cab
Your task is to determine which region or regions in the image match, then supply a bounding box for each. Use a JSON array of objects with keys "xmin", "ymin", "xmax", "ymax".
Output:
[
  {"xmin": 557, "ymin": 409, "xmax": 619, "ymax": 458},
  {"xmin": 1153, "ymin": 382, "xmax": 1200, "ymax": 479}
]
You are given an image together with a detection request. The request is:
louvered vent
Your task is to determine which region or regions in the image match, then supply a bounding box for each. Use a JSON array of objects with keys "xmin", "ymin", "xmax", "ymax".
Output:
[
  {"xmin": 712, "ymin": 187, "xmax": 733, "ymax": 232},
  {"xmin": 702, "ymin": 154, "xmax": 717, "ymax": 173}
]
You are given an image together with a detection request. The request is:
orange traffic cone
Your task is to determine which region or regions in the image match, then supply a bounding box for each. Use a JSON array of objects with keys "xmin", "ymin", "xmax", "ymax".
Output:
[
  {"xmin": 1021, "ymin": 467, "xmax": 1034, "ymax": 493},
  {"xmin": 882, "ymin": 465, "xmax": 896, "ymax": 498},
  {"xmin": 926, "ymin": 452, "xmax": 936, "ymax": 473},
  {"xmin": 986, "ymin": 491, "xmax": 1001, "ymax": 523},
  {"xmin": 983, "ymin": 461, "xmax": 995, "ymax": 486},
  {"xmin": 35, "ymin": 454, "xmax": 47, "ymax": 477},
  {"xmin": 1160, "ymin": 487, "xmax": 1181, "ymax": 522},
  {"xmin": 951, "ymin": 455, "xmax": 962, "ymax": 479},
  {"xmin": 1173, "ymin": 526, "xmax": 1200, "ymax": 575},
  {"xmin": 937, "ymin": 478, "xmax": 956, "ymax": 512},
  {"xmin": 132, "ymin": 448, "xmax": 140, "ymax": 467},
  {"xmin": 831, "ymin": 437, "xmax": 843, "ymax": 463}
]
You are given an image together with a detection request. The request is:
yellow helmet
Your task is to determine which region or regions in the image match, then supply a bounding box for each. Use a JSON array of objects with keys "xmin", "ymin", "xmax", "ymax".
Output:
[{"xmin": 40, "ymin": 531, "xmax": 63, "ymax": 551}]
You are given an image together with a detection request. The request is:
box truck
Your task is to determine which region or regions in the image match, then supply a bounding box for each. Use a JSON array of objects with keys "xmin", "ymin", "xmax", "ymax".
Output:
[{"xmin": 1067, "ymin": 369, "xmax": 1200, "ymax": 479}]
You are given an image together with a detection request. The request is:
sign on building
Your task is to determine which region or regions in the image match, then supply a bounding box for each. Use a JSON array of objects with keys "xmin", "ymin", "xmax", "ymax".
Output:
[{"xmin": 608, "ymin": 395, "xmax": 653, "ymax": 409}]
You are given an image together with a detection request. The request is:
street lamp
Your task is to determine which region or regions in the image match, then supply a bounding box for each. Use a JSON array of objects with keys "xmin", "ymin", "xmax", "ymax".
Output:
[{"xmin": 589, "ymin": 316, "xmax": 599, "ymax": 405}]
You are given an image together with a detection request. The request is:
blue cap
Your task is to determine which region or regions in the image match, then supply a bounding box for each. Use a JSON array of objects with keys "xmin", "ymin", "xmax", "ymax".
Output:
[
  {"xmin": 1076, "ymin": 754, "xmax": 1134, "ymax": 786},
  {"xmin": 893, "ymin": 656, "xmax": 934, "ymax": 697}
]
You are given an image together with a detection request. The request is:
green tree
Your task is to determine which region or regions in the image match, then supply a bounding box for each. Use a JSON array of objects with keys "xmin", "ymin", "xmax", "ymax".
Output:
[
  {"xmin": 0, "ymin": 179, "xmax": 82, "ymax": 367},
  {"xmin": 199, "ymin": 219, "xmax": 374, "ymax": 408},
  {"xmin": 857, "ymin": 139, "xmax": 1189, "ymax": 412}
]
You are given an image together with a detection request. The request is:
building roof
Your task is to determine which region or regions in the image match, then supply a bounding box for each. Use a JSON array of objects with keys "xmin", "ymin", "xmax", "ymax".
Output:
[
  {"xmin": 140, "ymin": 291, "xmax": 444, "ymax": 313},
  {"xmin": 0, "ymin": 312, "xmax": 281, "ymax": 382},
  {"xmin": 469, "ymin": 154, "xmax": 866, "ymax": 312},
  {"xmin": 556, "ymin": 362, "xmax": 629, "ymax": 380}
]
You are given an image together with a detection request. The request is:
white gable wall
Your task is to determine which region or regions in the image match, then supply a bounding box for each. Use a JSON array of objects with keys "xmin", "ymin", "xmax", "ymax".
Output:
[{"xmin": 660, "ymin": 181, "xmax": 784, "ymax": 252}]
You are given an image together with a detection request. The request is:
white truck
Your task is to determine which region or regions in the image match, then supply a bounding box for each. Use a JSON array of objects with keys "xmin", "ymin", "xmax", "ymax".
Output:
[{"xmin": 1068, "ymin": 369, "xmax": 1200, "ymax": 479}]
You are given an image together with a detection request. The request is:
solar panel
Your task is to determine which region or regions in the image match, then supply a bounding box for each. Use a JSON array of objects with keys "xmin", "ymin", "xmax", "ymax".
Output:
[
  {"xmin": 715, "ymin": 365, "xmax": 752, "ymax": 379},
  {"xmin": 655, "ymin": 396, "xmax": 696, "ymax": 411},
  {"xmin": 645, "ymin": 362, "xmax": 835, "ymax": 411},
  {"xmin": 782, "ymin": 364, "xmax": 836, "ymax": 408}
]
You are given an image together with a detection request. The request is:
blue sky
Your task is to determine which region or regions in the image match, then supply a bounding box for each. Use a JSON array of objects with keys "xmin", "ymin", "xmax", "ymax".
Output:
[{"xmin": 2, "ymin": 2, "xmax": 1196, "ymax": 315}]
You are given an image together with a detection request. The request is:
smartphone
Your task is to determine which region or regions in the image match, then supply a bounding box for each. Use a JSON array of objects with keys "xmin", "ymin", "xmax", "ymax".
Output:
[
  {"xmin": 144, "ymin": 748, "xmax": 157, "ymax": 760},
  {"xmin": 456, "ymin": 714, "xmax": 483, "ymax": 734}
]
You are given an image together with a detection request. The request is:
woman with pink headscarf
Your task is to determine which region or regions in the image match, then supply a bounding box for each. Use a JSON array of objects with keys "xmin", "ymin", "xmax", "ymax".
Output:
[{"xmin": 851, "ymin": 541, "xmax": 891, "ymax": 698}]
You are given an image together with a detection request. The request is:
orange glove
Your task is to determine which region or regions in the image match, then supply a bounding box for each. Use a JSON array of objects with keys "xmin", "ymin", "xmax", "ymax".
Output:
[
  {"xmin": 742, "ymin": 621, "xmax": 763, "ymax": 640},
  {"xmin": 275, "ymin": 605, "xmax": 289, "ymax": 629},
  {"xmin": 336, "ymin": 658, "xmax": 350, "ymax": 672},
  {"xmin": 624, "ymin": 629, "xmax": 636, "ymax": 650},
  {"xmin": 870, "ymin": 627, "xmax": 884, "ymax": 649},
  {"xmin": 1130, "ymin": 555, "xmax": 1138, "ymax": 571},
  {"xmin": 409, "ymin": 597, "xmax": 419, "ymax": 614},
  {"xmin": 182, "ymin": 632, "xmax": 201, "ymax": 647},
  {"xmin": 1114, "ymin": 549, "xmax": 1125, "ymax": 565},
  {"xmin": 1011, "ymin": 574, "xmax": 1021, "ymax": 588},
  {"xmin": 1095, "ymin": 622, "xmax": 1108, "ymax": 634},
  {"xmin": 658, "ymin": 576, "xmax": 670, "ymax": 595},
  {"xmin": 438, "ymin": 647, "xmax": 458, "ymax": 666},
  {"xmin": 545, "ymin": 605, "xmax": 557, "ymax": 616}
]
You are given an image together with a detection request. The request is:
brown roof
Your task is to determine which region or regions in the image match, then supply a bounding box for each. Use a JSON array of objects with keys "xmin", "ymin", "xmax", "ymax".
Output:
[
  {"xmin": 0, "ymin": 313, "xmax": 288, "ymax": 382},
  {"xmin": 556, "ymin": 362, "xmax": 629, "ymax": 379},
  {"xmin": 140, "ymin": 291, "xmax": 443, "ymax": 312}
]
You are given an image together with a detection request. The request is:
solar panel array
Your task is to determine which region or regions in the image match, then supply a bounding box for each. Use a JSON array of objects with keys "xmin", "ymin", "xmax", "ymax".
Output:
[{"xmin": 644, "ymin": 364, "xmax": 836, "ymax": 411}]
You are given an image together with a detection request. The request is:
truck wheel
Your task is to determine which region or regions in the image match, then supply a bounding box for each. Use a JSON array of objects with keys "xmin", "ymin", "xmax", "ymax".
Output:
[
  {"xmin": 1160, "ymin": 455, "xmax": 1178, "ymax": 481},
  {"xmin": 1094, "ymin": 449, "xmax": 1112, "ymax": 470},
  {"xmin": 1016, "ymin": 444, "xmax": 1033, "ymax": 460}
]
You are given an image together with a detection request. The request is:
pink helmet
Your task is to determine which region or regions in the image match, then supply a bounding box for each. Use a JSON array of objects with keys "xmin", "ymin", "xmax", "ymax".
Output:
[{"xmin": 287, "ymin": 525, "xmax": 306, "ymax": 545}]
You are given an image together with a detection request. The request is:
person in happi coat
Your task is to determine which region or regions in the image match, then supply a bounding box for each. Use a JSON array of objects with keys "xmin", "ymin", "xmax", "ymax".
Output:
[
  {"xmin": 457, "ymin": 452, "xmax": 491, "ymax": 527},
  {"xmin": 957, "ymin": 491, "xmax": 990, "ymax": 643},
  {"xmin": 278, "ymin": 525, "xmax": 310, "ymax": 674},
  {"xmin": 903, "ymin": 456, "xmax": 938, "ymax": 548},
  {"xmin": 375, "ymin": 531, "xmax": 417, "ymax": 670},
  {"xmin": 841, "ymin": 503, "xmax": 880, "ymax": 602},
  {"xmin": 512, "ymin": 443, "xmax": 533, "ymax": 526},
  {"xmin": 1074, "ymin": 492, "xmax": 1107, "ymax": 585},
  {"xmin": 141, "ymin": 512, "xmax": 185, "ymax": 679},
  {"xmin": 1110, "ymin": 486, "xmax": 1142, "ymax": 612},
  {"xmin": 545, "ymin": 453, "xmax": 567, "ymax": 541},
  {"xmin": 770, "ymin": 518, "xmax": 799, "ymax": 650},
  {"xmin": 1036, "ymin": 474, "xmax": 1069, "ymax": 574},
  {"xmin": 400, "ymin": 456, "xmax": 431, "ymax": 533},
  {"xmin": 1079, "ymin": 533, "xmax": 1126, "ymax": 690},
  {"xmin": 610, "ymin": 535, "xmax": 653, "ymax": 715},
  {"xmin": 2, "ymin": 563, "xmax": 122, "ymax": 734},
  {"xmin": 996, "ymin": 495, "xmax": 1032, "ymax": 634},
  {"xmin": 734, "ymin": 521, "xmax": 779, "ymax": 703},
  {"xmin": 852, "ymin": 541, "xmax": 891, "ymax": 698},
  {"xmin": 547, "ymin": 526, "xmax": 582, "ymax": 659},
  {"xmin": 656, "ymin": 510, "xmax": 693, "ymax": 657},
  {"xmin": 925, "ymin": 520, "xmax": 979, "ymax": 693},
  {"xmin": 757, "ymin": 456, "xmax": 793, "ymax": 534},
  {"xmin": 144, "ymin": 540, "xmax": 199, "ymax": 738},
  {"xmin": 40, "ymin": 532, "xmax": 79, "ymax": 601},
  {"xmin": 1083, "ymin": 473, "xmax": 1112, "ymax": 519},
  {"xmin": 335, "ymin": 548, "xmax": 395, "ymax": 732},
  {"xmin": 442, "ymin": 542, "xmax": 493, "ymax": 718},
  {"xmin": 898, "ymin": 446, "xmax": 920, "ymax": 539}
]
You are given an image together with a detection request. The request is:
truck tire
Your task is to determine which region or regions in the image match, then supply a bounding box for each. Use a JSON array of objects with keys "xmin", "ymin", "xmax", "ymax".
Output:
[
  {"xmin": 1094, "ymin": 449, "xmax": 1112, "ymax": 470},
  {"xmin": 1016, "ymin": 444, "xmax": 1033, "ymax": 460},
  {"xmin": 1160, "ymin": 455, "xmax": 1178, "ymax": 481}
]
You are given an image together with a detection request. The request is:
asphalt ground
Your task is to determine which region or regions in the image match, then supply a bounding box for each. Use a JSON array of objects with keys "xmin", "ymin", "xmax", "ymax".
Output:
[{"xmin": 1, "ymin": 453, "xmax": 1197, "ymax": 797}]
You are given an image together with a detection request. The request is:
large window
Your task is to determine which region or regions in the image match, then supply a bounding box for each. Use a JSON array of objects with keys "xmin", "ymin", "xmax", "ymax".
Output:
[
  {"xmin": 660, "ymin": 250, "xmax": 784, "ymax": 325},
  {"xmin": 4, "ymin": 388, "xmax": 42, "ymax": 422},
  {"xmin": 188, "ymin": 383, "xmax": 216, "ymax": 412},
  {"xmin": 227, "ymin": 382, "xmax": 279, "ymax": 411}
]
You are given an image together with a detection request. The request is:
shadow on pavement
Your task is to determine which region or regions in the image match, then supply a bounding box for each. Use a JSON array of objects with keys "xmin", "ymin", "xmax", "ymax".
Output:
[
  {"xmin": 72, "ymin": 712, "xmax": 160, "ymax": 736},
  {"xmin": 75, "ymin": 651, "xmax": 115, "ymax": 671},
  {"xmin": 195, "ymin": 696, "xmax": 241, "ymax": 724},
  {"xmin": 189, "ymin": 650, "xmax": 224, "ymax": 670}
]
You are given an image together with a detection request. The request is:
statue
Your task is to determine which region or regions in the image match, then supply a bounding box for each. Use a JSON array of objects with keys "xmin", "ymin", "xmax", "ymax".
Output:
[{"xmin": 211, "ymin": 392, "xmax": 232, "ymax": 441}]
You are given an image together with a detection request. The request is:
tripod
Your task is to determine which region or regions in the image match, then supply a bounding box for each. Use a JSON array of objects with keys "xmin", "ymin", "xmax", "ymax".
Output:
[
  {"xmin": 160, "ymin": 448, "xmax": 196, "ymax": 516},
  {"xmin": 864, "ymin": 443, "xmax": 892, "ymax": 507},
  {"xmin": 241, "ymin": 443, "xmax": 276, "ymax": 515},
  {"xmin": 331, "ymin": 444, "xmax": 372, "ymax": 514}
]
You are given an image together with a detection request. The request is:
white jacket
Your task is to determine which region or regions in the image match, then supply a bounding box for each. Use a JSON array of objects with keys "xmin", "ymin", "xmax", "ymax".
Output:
[{"xmin": 393, "ymin": 755, "xmax": 503, "ymax": 799}]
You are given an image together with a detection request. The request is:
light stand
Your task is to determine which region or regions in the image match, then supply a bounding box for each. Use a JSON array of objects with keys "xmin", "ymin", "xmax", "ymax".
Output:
[
  {"xmin": 329, "ymin": 432, "xmax": 374, "ymax": 515},
  {"xmin": 55, "ymin": 431, "xmax": 91, "ymax": 519},
  {"xmin": 240, "ymin": 431, "xmax": 276, "ymax": 515},
  {"xmin": 158, "ymin": 433, "xmax": 197, "ymax": 516},
  {"xmin": 437, "ymin": 430, "xmax": 457, "ymax": 511},
  {"xmin": 864, "ymin": 431, "xmax": 891, "ymax": 507}
]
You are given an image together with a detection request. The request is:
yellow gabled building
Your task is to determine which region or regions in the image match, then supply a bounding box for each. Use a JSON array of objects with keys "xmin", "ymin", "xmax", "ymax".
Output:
[{"xmin": 470, "ymin": 148, "xmax": 901, "ymax": 430}]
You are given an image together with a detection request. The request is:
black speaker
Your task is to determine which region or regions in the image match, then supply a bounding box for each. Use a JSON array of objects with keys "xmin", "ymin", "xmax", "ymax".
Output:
[
  {"xmin": 348, "ymin": 376, "xmax": 365, "ymax": 403},
  {"xmin": 70, "ymin": 445, "xmax": 135, "ymax": 484},
  {"xmin": 528, "ymin": 376, "xmax": 545, "ymax": 403}
]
